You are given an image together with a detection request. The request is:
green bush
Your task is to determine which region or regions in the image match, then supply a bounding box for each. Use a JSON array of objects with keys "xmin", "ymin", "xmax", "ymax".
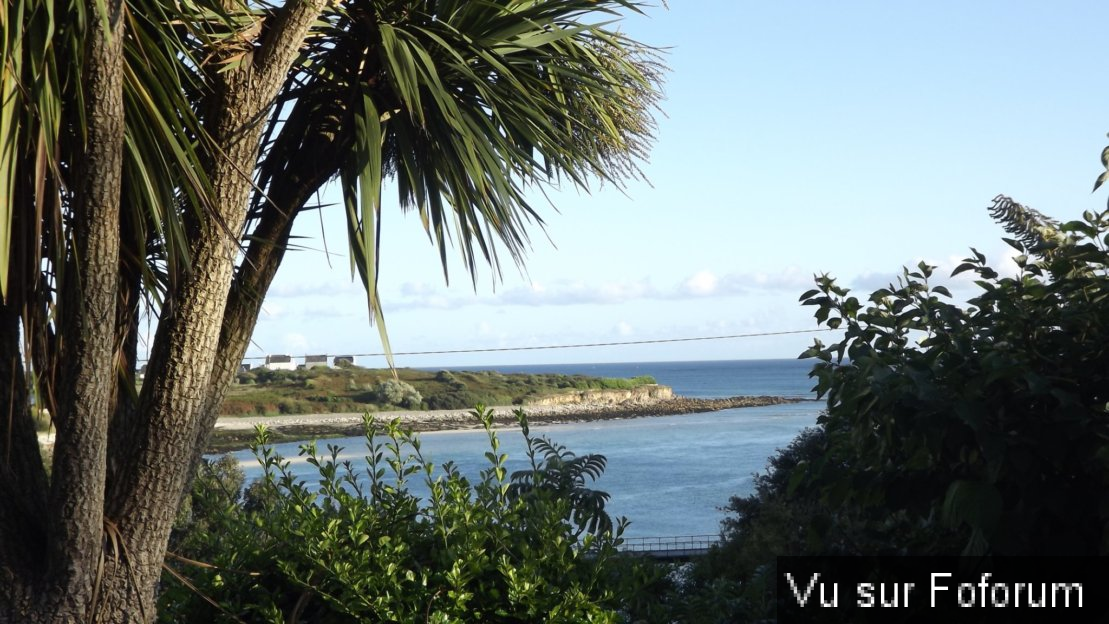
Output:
[
  {"xmin": 371, "ymin": 378, "xmax": 422, "ymax": 409},
  {"xmin": 171, "ymin": 454, "xmax": 246, "ymax": 555},
  {"xmin": 797, "ymin": 198, "xmax": 1109, "ymax": 556},
  {"xmin": 594, "ymin": 376, "xmax": 657, "ymax": 390},
  {"xmin": 424, "ymin": 390, "xmax": 483, "ymax": 410},
  {"xmin": 673, "ymin": 187, "xmax": 1109, "ymax": 620},
  {"xmin": 161, "ymin": 408, "xmax": 630, "ymax": 623}
]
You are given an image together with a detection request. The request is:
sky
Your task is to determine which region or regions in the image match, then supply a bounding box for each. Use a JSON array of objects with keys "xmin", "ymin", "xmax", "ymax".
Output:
[{"xmin": 238, "ymin": 1, "xmax": 1109, "ymax": 369}]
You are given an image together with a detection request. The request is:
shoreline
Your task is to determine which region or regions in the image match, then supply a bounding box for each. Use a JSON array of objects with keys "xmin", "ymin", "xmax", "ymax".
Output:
[{"xmin": 207, "ymin": 395, "xmax": 812, "ymax": 452}]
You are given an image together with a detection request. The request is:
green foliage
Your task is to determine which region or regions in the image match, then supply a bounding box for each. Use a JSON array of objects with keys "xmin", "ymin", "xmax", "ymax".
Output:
[
  {"xmin": 986, "ymin": 194, "xmax": 1067, "ymax": 251},
  {"xmin": 424, "ymin": 389, "xmax": 484, "ymax": 411},
  {"xmin": 796, "ymin": 203, "xmax": 1109, "ymax": 556},
  {"xmin": 161, "ymin": 408, "xmax": 629, "ymax": 623},
  {"xmin": 509, "ymin": 420, "xmax": 614, "ymax": 539},
  {"xmin": 369, "ymin": 379, "xmax": 423, "ymax": 409},
  {"xmin": 311, "ymin": 1, "xmax": 664, "ymax": 353},
  {"xmin": 593, "ymin": 376, "xmax": 659, "ymax": 390},
  {"xmin": 219, "ymin": 367, "xmax": 660, "ymax": 416},
  {"xmin": 670, "ymin": 191, "xmax": 1109, "ymax": 621},
  {"xmin": 674, "ymin": 427, "xmax": 961, "ymax": 622},
  {"xmin": 170, "ymin": 455, "xmax": 246, "ymax": 560}
]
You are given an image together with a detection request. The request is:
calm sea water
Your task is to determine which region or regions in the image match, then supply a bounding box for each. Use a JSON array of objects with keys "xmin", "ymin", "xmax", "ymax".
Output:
[{"xmin": 229, "ymin": 359, "xmax": 822, "ymax": 538}]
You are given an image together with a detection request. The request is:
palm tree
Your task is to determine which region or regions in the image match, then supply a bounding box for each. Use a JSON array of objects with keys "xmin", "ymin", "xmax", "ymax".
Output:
[{"xmin": 0, "ymin": 0, "xmax": 663, "ymax": 620}]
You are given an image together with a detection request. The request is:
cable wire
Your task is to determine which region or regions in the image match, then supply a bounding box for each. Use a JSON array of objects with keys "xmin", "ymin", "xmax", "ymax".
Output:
[{"xmin": 238, "ymin": 328, "xmax": 836, "ymax": 360}]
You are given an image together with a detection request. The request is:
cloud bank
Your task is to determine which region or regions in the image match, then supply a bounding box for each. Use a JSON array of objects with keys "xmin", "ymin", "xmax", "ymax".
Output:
[{"xmin": 380, "ymin": 268, "xmax": 815, "ymax": 311}]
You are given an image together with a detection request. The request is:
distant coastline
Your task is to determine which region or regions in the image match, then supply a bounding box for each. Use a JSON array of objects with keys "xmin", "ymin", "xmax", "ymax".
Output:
[{"xmin": 207, "ymin": 394, "xmax": 808, "ymax": 452}]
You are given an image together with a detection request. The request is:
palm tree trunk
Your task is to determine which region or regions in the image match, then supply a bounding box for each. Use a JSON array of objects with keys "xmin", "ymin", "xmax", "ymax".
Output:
[
  {"xmin": 2, "ymin": 0, "xmax": 331, "ymax": 619},
  {"xmin": 0, "ymin": 0, "xmax": 126, "ymax": 618}
]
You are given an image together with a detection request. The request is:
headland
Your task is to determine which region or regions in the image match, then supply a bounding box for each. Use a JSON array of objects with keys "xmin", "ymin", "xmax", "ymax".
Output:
[{"xmin": 208, "ymin": 392, "xmax": 806, "ymax": 452}]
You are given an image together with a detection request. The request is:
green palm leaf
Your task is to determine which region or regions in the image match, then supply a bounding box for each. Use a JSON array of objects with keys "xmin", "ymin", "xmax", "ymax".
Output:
[{"xmin": 255, "ymin": 0, "xmax": 663, "ymax": 338}]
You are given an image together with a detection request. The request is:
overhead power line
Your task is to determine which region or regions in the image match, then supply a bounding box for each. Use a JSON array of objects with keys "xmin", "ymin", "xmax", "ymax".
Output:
[{"xmin": 239, "ymin": 328, "xmax": 836, "ymax": 360}]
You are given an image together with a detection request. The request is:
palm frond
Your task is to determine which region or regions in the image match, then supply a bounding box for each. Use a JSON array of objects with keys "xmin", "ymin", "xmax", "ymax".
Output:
[{"xmin": 251, "ymin": 0, "xmax": 663, "ymax": 340}]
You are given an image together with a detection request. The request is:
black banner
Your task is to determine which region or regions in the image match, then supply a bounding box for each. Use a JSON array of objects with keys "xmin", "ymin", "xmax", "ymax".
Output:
[{"xmin": 776, "ymin": 556, "xmax": 1108, "ymax": 623}]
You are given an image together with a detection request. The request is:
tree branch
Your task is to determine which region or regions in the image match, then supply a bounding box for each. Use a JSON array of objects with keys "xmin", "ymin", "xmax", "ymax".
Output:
[
  {"xmin": 197, "ymin": 133, "xmax": 348, "ymax": 454},
  {"xmin": 254, "ymin": 0, "xmax": 332, "ymax": 89}
]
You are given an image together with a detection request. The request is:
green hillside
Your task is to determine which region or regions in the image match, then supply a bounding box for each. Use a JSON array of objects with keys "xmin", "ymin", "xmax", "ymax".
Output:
[{"xmin": 221, "ymin": 365, "xmax": 657, "ymax": 416}]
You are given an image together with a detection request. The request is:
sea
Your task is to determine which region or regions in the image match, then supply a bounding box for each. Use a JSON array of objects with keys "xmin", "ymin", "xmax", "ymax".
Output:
[{"xmin": 228, "ymin": 358, "xmax": 823, "ymax": 538}]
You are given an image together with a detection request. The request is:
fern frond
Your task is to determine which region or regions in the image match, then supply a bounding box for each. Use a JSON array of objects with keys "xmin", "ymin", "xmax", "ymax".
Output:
[{"xmin": 987, "ymin": 195, "xmax": 1065, "ymax": 251}]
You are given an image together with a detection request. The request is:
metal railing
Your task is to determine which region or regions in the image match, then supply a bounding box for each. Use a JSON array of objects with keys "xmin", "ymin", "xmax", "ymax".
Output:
[{"xmin": 617, "ymin": 534, "xmax": 720, "ymax": 559}]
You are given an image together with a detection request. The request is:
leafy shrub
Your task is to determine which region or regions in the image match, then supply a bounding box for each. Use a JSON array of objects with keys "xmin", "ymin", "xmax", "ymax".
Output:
[
  {"xmin": 252, "ymin": 368, "xmax": 277, "ymax": 384},
  {"xmin": 171, "ymin": 455, "xmax": 246, "ymax": 556},
  {"xmin": 595, "ymin": 376, "xmax": 657, "ymax": 390},
  {"xmin": 798, "ymin": 198, "xmax": 1109, "ymax": 556},
  {"xmin": 161, "ymin": 408, "xmax": 629, "ymax": 623},
  {"xmin": 424, "ymin": 390, "xmax": 483, "ymax": 410},
  {"xmin": 673, "ymin": 189, "xmax": 1109, "ymax": 620},
  {"xmin": 371, "ymin": 379, "xmax": 422, "ymax": 409}
]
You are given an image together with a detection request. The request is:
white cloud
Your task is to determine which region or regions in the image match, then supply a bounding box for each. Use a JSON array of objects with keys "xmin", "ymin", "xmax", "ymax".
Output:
[
  {"xmin": 683, "ymin": 271, "xmax": 718, "ymax": 296},
  {"xmin": 399, "ymin": 281, "xmax": 438, "ymax": 297},
  {"xmin": 614, "ymin": 321, "xmax": 634, "ymax": 337},
  {"xmin": 270, "ymin": 281, "xmax": 356, "ymax": 298},
  {"xmin": 301, "ymin": 305, "xmax": 358, "ymax": 319},
  {"xmin": 497, "ymin": 279, "xmax": 658, "ymax": 306},
  {"xmin": 382, "ymin": 267, "xmax": 819, "ymax": 311},
  {"xmin": 713, "ymin": 268, "xmax": 812, "ymax": 295}
]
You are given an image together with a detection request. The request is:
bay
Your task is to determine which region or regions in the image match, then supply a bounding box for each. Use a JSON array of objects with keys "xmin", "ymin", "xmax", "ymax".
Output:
[{"xmin": 229, "ymin": 358, "xmax": 823, "ymax": 538}]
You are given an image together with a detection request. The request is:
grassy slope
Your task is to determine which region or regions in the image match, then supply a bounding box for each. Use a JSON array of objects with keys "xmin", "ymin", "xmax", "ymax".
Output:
[{"xmin": 221, "ymin": 365, "xmax": 657, "ymax": 417}]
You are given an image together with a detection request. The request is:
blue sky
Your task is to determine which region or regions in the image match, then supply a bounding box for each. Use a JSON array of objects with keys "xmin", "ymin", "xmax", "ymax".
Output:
[{"xmin": 238, "ymin": 1, "xmax": 1109, "ymax": 368}]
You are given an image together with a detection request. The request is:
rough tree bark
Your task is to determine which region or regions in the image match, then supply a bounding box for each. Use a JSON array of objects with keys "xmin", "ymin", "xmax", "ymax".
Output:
[
  {"xmin": 1, "ymin": 0, "xmax": 126, "ymax": 618},
  {"xmin": 0, "ymin": 0, "xmax": 332, "ymax": 620}
]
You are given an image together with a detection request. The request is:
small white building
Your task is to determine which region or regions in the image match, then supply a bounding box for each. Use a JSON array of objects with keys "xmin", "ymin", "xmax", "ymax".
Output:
[
  {"xmin": 304, "ymin": 355, "xmax": 329, "ymax": 369},
  {"xmin": 264, "ymin": 354, "xmax": 296, "ymax": 371},
  {"xmin": 333, "ymin": 355, "xmax": 355, "ymax": 367}
]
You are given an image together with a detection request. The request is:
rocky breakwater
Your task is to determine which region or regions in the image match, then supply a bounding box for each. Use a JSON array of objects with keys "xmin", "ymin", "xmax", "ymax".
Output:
[
  {"xmin": 524, "ymin": 384, "xmax": 674, "ymax": 407},
  {"xmin": 517, "ymin": 386, "xmax": 803, "ymax": 423}
]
